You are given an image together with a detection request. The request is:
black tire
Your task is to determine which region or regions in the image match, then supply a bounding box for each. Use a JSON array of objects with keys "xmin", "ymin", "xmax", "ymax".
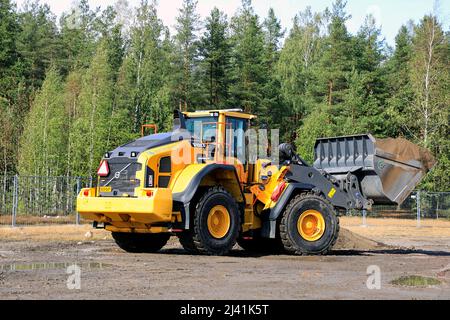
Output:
[
  {"xmin": 280, "ymin": 193, "xmax": 340, "ymax": 255},
  {"xmin": 112, "ymin": 232, "xmax": 170, "ymax": 253},
  {"xmin": 237, "ymin": 235, "xmax": 285, "ymax": 254},
  {"xmin": 178, "ymin": 231, "xmax": 198, "ymax": 254},
  {"xmin": 177, "ymin": 186, "xmax": 241, "ymax": 256}
]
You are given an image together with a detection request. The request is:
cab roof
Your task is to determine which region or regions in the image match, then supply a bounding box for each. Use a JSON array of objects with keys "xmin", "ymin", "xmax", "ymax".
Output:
[{"xmin": 183, "ymin": 109, "xmax": 257, "ymax": 120}]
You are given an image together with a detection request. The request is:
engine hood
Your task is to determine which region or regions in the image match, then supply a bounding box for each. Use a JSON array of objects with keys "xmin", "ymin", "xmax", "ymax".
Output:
[{"xmin": 107, "ymin": 132, "xmax": 183, "ymax": 158}]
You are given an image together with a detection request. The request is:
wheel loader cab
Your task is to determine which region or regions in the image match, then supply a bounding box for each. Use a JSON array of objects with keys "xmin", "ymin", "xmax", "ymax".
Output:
[{"xmin": 182, "ymin": 110, "xmax": 257, "ymax": 184}]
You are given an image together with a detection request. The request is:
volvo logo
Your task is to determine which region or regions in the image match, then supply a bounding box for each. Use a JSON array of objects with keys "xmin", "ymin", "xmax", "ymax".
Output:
[{"xmin": 104, "ymin": 163, "xmax": 132, "ymax": 186}]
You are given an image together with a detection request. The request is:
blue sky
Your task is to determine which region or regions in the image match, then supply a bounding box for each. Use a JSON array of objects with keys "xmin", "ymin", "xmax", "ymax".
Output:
[{"xmin": 14, "ymin": 0, "xmax": 450, "ymax": 46}]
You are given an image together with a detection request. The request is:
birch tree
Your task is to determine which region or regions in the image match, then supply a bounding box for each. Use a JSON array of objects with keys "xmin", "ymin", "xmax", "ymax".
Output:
[
  {"xmin": 116, "ymin": 0, "xmax": 173, "ymax": 134},
  {"xmin": 70, "ymin": 42, "xmax": 114, "ymax": 177},
  {"xmin": 18, "ymin": 67, "xmax": 67, "ymax": 176},
  {"xmin": 408, "ymin": 15, "xmax": 449, "ymax": 190},
  {"xmin": 409, "ymin": 15, "xmax": 448, "ymax": 147}
]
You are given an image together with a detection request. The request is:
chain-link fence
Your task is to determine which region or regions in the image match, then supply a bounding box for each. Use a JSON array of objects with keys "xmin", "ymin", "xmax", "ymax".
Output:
[
  {"xmin": 0, "ymin": 175, "xmax": 93, "ymax": 227},
  {"xmin": 0, "ymin": 174, "xmax": 449, "ymax": 227},
  {"xmin": 347, "ymin": 191, "xmax": 450, "ymax": 220},
  {"xmin": 370, "ymin": 191, "xmax": 450, "ymax": 219}
]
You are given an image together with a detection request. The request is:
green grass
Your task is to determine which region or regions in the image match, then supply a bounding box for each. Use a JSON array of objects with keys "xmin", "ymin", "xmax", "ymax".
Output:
[{"xmin": 391, "ymin": 275, "xmax": 441, "ymax": 287}]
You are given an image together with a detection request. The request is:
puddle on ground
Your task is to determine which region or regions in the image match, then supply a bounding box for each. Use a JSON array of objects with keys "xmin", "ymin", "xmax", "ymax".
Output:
[{"xmin": 0, "ymin": 262, "xmax": 110, "ymax": 271}]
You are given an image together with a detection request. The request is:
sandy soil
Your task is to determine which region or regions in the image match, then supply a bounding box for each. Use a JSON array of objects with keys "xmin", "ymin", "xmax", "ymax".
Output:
[
  {"xmin": 0, "ymin": 217, "xmax": 449, "ymax": 300},
  {"xmin": 343, "ymin": 217, "xmax": 450, "ymax": 252}
]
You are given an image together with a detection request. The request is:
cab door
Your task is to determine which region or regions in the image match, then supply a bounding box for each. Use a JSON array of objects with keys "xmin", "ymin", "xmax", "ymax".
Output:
[{"xmin": 225, "ymin": 117, "xmax": 249, "ymax": 183}]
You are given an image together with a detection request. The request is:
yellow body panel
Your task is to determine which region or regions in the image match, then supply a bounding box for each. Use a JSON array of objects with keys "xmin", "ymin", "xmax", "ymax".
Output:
[
  {"xmin": 105, "ymin": 225, "xmax": 169, "ymax": 234},
  {"xmin": 242, "ymin": 192, "xmax": 262, "ymax": 232},
  {"xmin": 134, "ymin": 141, "xmax": 190, "ymax": 193},
  {"xmin": 249, "ymin": 163, "xmax": 289, "ymax": 210},
  {"xmin": 171, "ymin": 163, "xmax": 208, "ymax": 194},
  {"xmin": 77, "ymin": 188, "xmax": 173, "ymax": 224}
]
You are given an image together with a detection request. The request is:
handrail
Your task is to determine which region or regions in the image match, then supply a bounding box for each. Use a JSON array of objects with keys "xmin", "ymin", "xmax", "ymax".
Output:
[{"xmin": 141, "ymin": 124, "xmax": 158, "ymax": 137}]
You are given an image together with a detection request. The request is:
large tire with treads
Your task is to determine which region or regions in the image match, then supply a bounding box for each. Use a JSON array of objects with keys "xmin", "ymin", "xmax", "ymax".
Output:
[
  {"xmin": 280, "ymin": 193, "xmax": 340, "ymax": 255},
  {"xmin": 112, "ymin": 232, "xmax": 170, "ymax": 253},
  {"xmin": 178, "ymin": 186, "xmax": 241, "ymax": 256}
]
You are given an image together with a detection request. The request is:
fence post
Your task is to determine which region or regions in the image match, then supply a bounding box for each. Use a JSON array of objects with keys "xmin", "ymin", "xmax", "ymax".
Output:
[
  {"xmin": 436, "ymin": 195, "xmax": 439, "ymax": 220},
  {"xmin": 416, "ymin": 190, "xmax": 421, "ymax": 228},
  {"xmin": 12, "ymin": 175, "xmax": 18, "ymax": 228},
  {"xmin": 362, "ymin": 209, "xmax": 367, "ymax": 227},
  {"xmin": 76, "ymin": 177, "xmax": 81, "ymax": 225}
]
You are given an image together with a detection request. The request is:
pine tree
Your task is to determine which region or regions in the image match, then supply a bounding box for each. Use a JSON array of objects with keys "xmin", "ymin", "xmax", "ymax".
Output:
[
  {"xmin": 16, "ymin": 1, "xmax": 59, "ymax": 90},
  {"xmin": 229, "ymin": 0, "xmax": 266, "ymax": 116},
  {"xmin": 385, "ymin": 24, "xmax": 415, "ymax": 138},
  {"xmin": 58, "ymin": 0, "xmax": 98, "ymax": 74},
  {"xmin": 0, "ymin": 0, "xmax": 20, "ymax": 174},
  {"xmin": 0, "ymin": 0, "xmax": 22, "ymax": 111},
  {"xmin": 295, "ymin": 0, "xmax": 353, "ymax": 158},
  {"xmin": 198, "ymin": 7, "xmax": 231, "ymax": 109},
  {"xmin": 95, "ymin": 5, "xmax": 126, "ymax": 82},
  {"xmin": 18, "ymin": 66, "xmax": 67, "ymax": 176},
  {"xmin": 0, "ymin": 0, "xmax": 19, "ymax": 80},
  {"xmin": 314, "ymin": 0, "xmax": 352, "ymax": 107},
  {"xmin": 174, "ymin": 0, "xmax": 200, "ymax": 111},
  {"xmin": 263, "ymin": 8, "xmax": 284, "ymax": 64},
  {"xmin": 260, "ymin": 8, "xmax": 285, "ymax": 135},
  {"xmin": 0, "ymin": 99, "xmax": 15, "ymax": 175},
  {"xmin": 342, "ymin": 14, "xmax": 387, "ymax": 135}
]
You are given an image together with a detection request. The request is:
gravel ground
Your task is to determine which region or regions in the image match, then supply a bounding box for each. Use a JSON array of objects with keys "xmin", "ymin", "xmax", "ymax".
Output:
[{"xmin": 0, "ymin": 218, "xmax": 449, "ymax": 300}]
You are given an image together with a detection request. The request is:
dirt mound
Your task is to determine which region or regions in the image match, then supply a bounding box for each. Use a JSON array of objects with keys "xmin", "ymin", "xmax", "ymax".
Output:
[
  {"xmin": 334, "ymin": 228, "xmax": 388, "ymax": 251},
  {"xmin": 376, "ymin": 137, "xmax": 436, "ymax": 172}
]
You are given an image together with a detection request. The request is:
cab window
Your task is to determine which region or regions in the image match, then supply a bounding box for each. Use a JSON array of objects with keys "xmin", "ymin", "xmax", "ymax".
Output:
[
  {"xmin": 226, "ymin": 117, "xmax": 247, "ymax": 163},
  {"xmin": 185, "ymin": 116, "xmax": 218, "ymax": 143}
]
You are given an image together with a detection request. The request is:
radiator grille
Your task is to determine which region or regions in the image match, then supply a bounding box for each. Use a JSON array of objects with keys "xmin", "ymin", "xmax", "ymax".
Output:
[{"xmin": 99, "ymin": 158, "xmax": 141, "ymax": 197}]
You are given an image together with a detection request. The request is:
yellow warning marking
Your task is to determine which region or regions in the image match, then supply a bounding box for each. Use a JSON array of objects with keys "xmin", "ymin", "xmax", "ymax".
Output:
[
  {"xmin": 328, "ymin": 188, "xmax": 336, "ymax": 198},
  {"xmin": 99, "ymin": 186, "xmax": 112, "ymax": 193}
]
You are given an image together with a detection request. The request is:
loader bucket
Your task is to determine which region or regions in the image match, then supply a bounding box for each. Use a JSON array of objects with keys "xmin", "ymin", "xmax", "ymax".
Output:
[{"xmin": 313, "ymin": 134, "xmax": 435, "ymax": 205}]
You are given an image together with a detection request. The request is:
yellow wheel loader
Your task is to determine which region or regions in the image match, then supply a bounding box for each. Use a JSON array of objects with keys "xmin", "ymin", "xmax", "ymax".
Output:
[{"xmin": 77, "ymin": 109, "xmax": 435, "ymax": 256}]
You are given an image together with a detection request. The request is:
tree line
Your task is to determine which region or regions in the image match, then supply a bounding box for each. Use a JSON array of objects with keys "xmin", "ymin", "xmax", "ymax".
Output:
[{"xmin": 0, "ymin": 0, "xmax": 448, "ymax": 191}]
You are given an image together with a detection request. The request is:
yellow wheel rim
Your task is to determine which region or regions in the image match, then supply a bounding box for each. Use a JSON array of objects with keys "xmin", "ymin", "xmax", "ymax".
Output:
[
  {"xmin": 297, "ymin": 209, "xmax": 326, "ymax": 242},
  {"xmin": 207, "ymin": 205, "xmax": 231, "ymax": 239}
]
